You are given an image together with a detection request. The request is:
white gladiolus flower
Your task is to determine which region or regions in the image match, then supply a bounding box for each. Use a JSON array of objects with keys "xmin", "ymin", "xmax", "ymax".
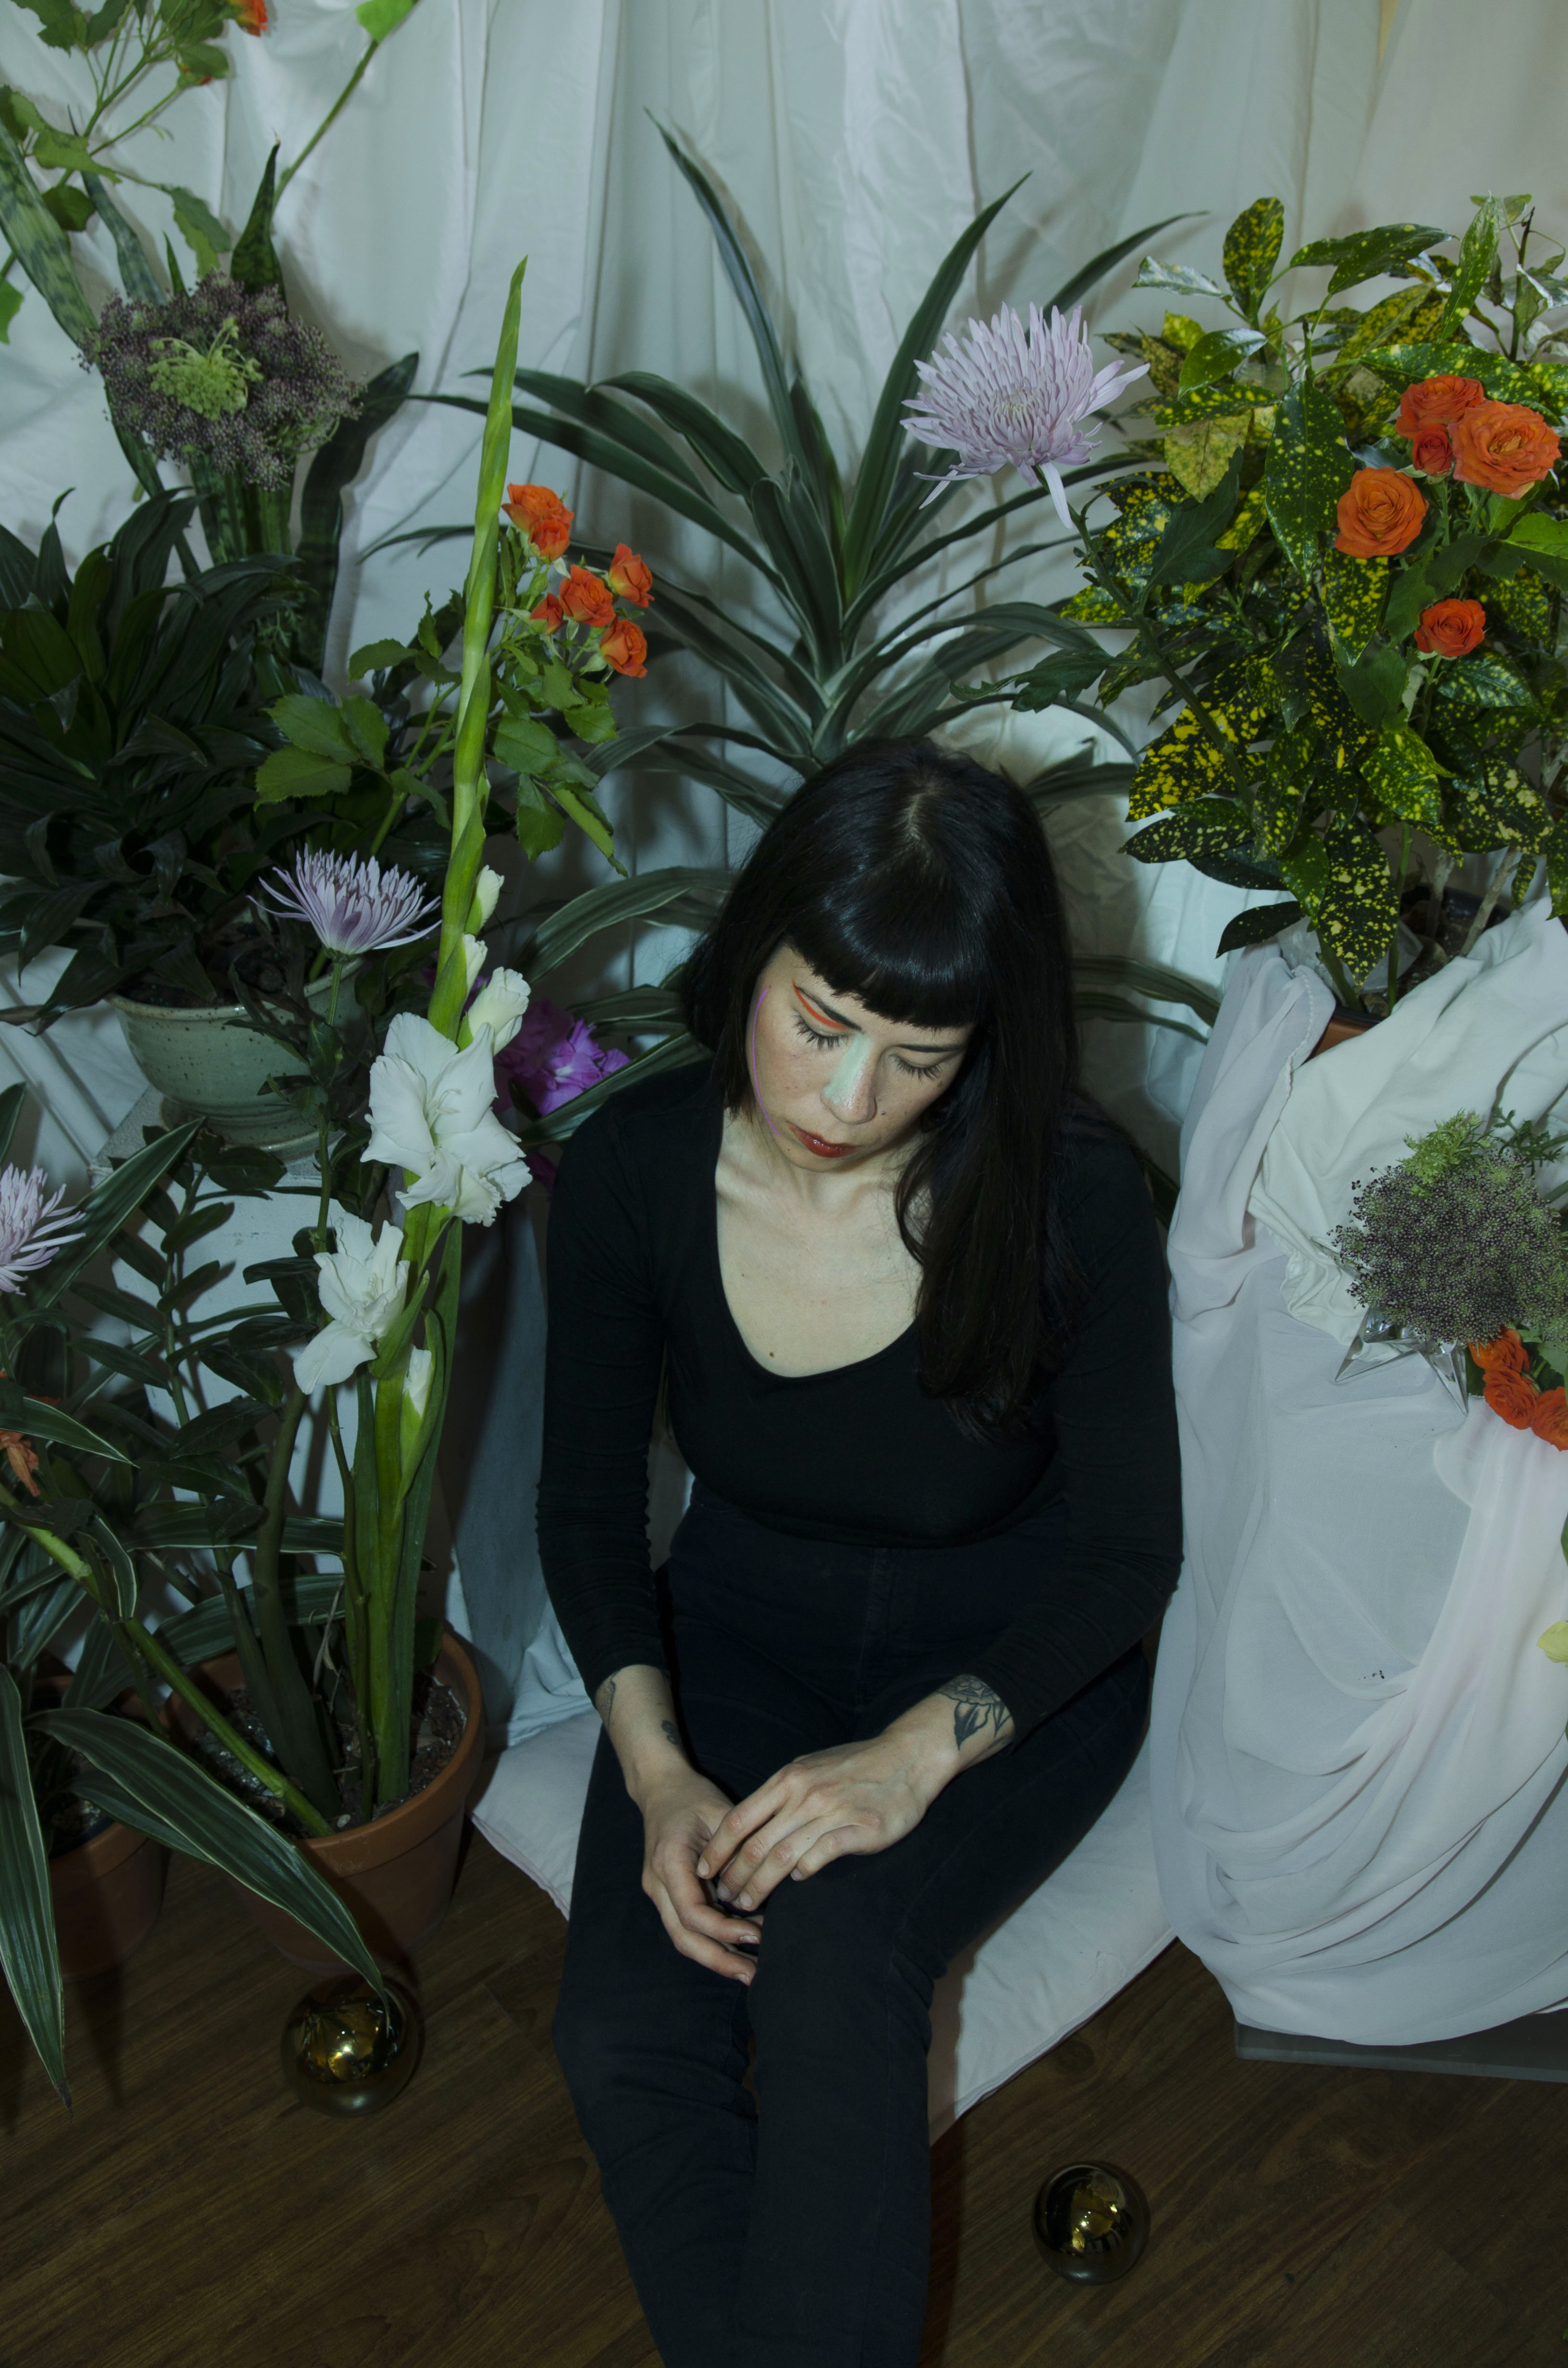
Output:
[
  {"xmin": 466, "ymin": 966, "xmax": 531, "ymax": 1052},
  {"xmin": 404, "ymin": 1344, "xmax": 434, "ymax": 1420},
  {"xmin": 292, "ymin": 1212, "xmax": 408, "ymax": 1393},
  {"xmin": 462, "ymin": 933, "xmax": 486, "ymax": 991},
  {"xmin": 365, "ymin": 1012, "xmax": 531, "ymax": 1224},
  {"xmin": 469, "ymin": 866, "xmax": 503, "ymax": 930}
]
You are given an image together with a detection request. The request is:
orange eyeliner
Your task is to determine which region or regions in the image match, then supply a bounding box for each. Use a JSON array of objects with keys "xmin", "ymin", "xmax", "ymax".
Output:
[{"xmin": 794, "ymin": 985, "xmax": 849, "ymax": 1033}]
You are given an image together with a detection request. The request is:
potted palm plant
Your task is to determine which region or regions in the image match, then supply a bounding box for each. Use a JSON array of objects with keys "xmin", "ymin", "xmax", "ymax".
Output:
[{"xmin": 0, "ymin": 1090, "xmax": 382, "ymax": 2108}]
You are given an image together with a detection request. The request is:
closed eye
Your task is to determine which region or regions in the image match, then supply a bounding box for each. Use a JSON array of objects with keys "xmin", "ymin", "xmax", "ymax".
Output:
[{"xmin": 792, "ymin": 1013, "xmax": 951, "ymax": 1079}]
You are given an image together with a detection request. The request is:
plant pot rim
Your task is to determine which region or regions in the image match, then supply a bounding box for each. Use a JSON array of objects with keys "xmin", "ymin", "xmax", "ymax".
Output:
[
  {"xmin": 171, "ymin": 1632, "xmax": 485, "ymax": 1875},
  {"xmin": 49, "ymin": 1812, "xmax": 158, "ymax": 1897},
  {"xmin": 108, "ymin": 968, "xmax": 349, "ymax": 1025}
]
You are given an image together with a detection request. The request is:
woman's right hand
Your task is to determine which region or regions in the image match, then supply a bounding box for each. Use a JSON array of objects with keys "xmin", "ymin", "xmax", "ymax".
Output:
[{"xmin": 637, "ymin": 1764, "xmax": 763, "ymax": 1984}]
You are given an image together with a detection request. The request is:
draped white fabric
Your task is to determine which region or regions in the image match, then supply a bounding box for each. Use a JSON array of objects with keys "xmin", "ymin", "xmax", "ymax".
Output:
[{"xmin": 1152, "ymin": 913, "xmax": 1568, "ymax": 2044}]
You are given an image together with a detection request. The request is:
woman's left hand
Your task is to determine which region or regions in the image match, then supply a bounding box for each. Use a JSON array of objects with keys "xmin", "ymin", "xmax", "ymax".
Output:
[{"xmin": 695, "ymin": 1724, "xmax": 946, "ymax": 1912}]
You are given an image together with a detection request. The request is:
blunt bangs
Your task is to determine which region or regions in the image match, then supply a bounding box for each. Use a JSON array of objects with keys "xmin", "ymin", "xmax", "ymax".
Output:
[{"xmin": 785, "ymin": 865, "xmax": 993, "ymax": 1036}]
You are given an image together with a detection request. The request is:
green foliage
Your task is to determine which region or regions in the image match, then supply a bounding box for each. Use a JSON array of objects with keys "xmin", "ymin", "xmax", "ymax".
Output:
[
  {"xmin": 0, "ymin": 492, "xmax": 310, "ymax": 1023},
  {"xmin": 979, "ymin": 190, "xmax": 1568, "ymax": 987}
]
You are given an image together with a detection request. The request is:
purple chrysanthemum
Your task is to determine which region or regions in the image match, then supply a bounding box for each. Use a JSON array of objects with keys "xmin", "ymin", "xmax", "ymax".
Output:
[
  {"xmin": 261, "ymin": 850, "xmax": 440, "ymax": 958},
  {"xmin": 0, "ymin": 1168, "xmax": 82, "ymax": 1294},
  {"xmin": 904, "ymin": 303, "xmax": 1146, "ymax": 526}
]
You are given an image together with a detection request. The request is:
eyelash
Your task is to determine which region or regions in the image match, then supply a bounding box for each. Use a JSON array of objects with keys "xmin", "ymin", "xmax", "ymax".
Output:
[{"xmin": 791, "ymin": 1013, "xmax": 943, "ymax": 1079}]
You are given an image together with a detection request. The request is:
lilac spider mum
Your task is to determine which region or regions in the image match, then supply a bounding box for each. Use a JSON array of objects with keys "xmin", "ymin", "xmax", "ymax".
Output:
[
  {"xmin": 0, "ymin": 1168, "xmax": 83, "ymax": 1293},
  {"xmin": 903, "ymin": 302, "xmax": 1146, "ymax": 527},
  {"xmin": 261, "ymin": 849, "xmax": 440, "ymax": 959}
]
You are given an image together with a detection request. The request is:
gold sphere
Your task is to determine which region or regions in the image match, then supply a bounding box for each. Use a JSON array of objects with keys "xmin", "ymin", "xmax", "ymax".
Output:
[
  {"xmin": 281, "ymin": 1974, "xmax": 423, "ymax": 2115},
  {"xmin": 1032, "ymin": 2161, "xmax": 1150, "ymax": 2283}
]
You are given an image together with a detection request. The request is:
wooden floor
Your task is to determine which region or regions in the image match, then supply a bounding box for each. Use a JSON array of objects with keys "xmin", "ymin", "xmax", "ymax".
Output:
[{"xmin": 2, "ymin": 1830, "xmax": 1562, "ymax": 2368}]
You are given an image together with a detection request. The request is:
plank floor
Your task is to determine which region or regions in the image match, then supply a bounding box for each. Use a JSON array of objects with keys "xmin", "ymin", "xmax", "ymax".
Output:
[{"xmin": 1, "ymin": 1829, "xmax": 1562, "ymax": 2367}]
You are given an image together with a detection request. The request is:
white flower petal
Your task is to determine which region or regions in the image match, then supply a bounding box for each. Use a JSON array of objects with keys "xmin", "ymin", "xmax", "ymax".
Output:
[
  {"xmin": 466, "ymin": 967, "xmax": 531, "ymax": 1052},
  {"xmin": 462, "ymin": 933, "xmax": 487, "ymax": 991},
  {"xmin": 470, "ymin": 866, "xmax": 503, "ymax": 929},
  {"xmin": 293, "ymin": 1319, "xmax": 376, "ymax": 1394},
  {"xmin": 405, "ymin": 1345, "xmax": 434, "ymax": 1420}
]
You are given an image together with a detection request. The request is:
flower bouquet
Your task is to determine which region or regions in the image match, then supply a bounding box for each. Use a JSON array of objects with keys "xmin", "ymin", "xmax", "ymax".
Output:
[{"xmin": 962, "ymin": 192, "xmax": 1568, "ymax": 1004}]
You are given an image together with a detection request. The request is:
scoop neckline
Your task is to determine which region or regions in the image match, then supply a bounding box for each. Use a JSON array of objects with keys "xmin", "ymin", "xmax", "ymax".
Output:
[{"xmin": 706, "ymin": 1096, "xmax": 916, "ymax": 1386}]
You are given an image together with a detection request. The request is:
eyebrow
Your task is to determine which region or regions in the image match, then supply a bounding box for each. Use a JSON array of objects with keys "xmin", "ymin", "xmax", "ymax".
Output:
[{"xmin": 792, "ymin": 981, "xmax": 961, "ymax": 1058}]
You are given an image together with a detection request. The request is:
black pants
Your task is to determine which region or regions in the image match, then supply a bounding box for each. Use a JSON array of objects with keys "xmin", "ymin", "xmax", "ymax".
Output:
[{"xmin": 553, "ymin": 1484, "xmax": 1150, "ymax": 2368}]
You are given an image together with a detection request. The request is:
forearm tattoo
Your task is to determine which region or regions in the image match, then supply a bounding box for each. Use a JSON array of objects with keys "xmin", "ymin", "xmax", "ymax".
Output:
[
  {"xmin": 662, "ymin": 1719, "xmax": 681, "ymax": 1751},
  {"xmin": 938, "ymin": 1675, "xmax": 1013, "ymax": 1752}
]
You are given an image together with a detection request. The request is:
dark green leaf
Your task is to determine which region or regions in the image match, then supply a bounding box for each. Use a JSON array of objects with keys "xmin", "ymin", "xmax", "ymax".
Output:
[
  {"xmin": 1216, "ymin": 900, "xmax": 1303, "ymax": 953},
  {"xmin": 32, "ymin": 1122, "xmax": 201, "ymax": 1311},
  {"xmin": 1288, "ymin": 221, "xmax": 1449, "ymax": 294},
  {"xmin": 255, "ymin": 743, "xmax": 352, "ymax": 803},
  {"xmin": 1043, "ymin": 215, "xmax": 1193, "ymax": 316},
  {"xmin": 8, "ymin": 1399, "xmax": 131, "ymax": 1466},
  {"xmin": 83, "ymin": 171, "xmax": 159, "ymax": 301},
  {"xmin": 230, "ymin": 144, "xmax": 281, "ymax": 294},
  {"xmin": 155, "ymin": 1572, "xmax": 343, "ymax": 1668},
  {"xmin": 294, "ymin": 350, "xmax": 419, "ymax": 673},
  {"xmin": 1124, "ymin": 797, "xmax": 1251, "ymax": 865},
  {"xmin": 1438, "ymin": 196, "xmax": 1502, "ymax": 336},
  {"xmin": 1315, "ymin": 823, "xmax": 1398, "ymax": 981},
  {"xmin": 173, "ymin": 1398, "xmax": 270, "ymax": 1456},
  {"xmin": 37, "ymin": 1710, "xmax": 382, "ymax": 1992},
  {"xmin": 1334, "ymin": 638, "xmax": 1408, "ymax": 728},
  {"xmin": 1321, "ymin": 548, "xmax": 1387, "ymax": 661},
  {"xmin": 1222, "ymin": 197, "xmax": 1285, "ymax": 316},
  {"xmin": 527, "ymin": 866, "xmax": 733, "ymax": 976},
  {"xmin": 1176, "ymin": 327, "xmax": 1265, "ymax": 396},
  {"xmin": 0, "ymin": 111, "xmax": 93, "ymax": 347},
  {"xmin": 1361, "ymin": 720, "xmax": 1442, "ymax": 831},
  {"xmin": 1263, "ymin": 378, "xmax": 1352, "ymax": 578},
  {"xmin": 0, "ymin": 1667, "xmax": 66, "ymax": 2104}
]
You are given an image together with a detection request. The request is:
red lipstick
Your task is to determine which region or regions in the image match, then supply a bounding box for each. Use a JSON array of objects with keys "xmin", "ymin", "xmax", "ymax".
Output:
[{"xmin": 788, "ymin": 1122, "xmax": 856, "ymax": 1159}]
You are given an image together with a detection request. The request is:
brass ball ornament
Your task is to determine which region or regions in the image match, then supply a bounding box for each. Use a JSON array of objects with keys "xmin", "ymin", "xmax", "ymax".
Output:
[
  {"xmin": 1031, "ymin": 2160, "xmax": 1151, "ymax": 2283},
  {"xmin": 282, "ymin": 1973, "xmax": 423, "ymax": 2115}
]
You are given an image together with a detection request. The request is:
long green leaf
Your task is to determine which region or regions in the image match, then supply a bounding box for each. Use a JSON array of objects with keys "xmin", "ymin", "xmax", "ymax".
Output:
[
  {"xmin": 598, "ymin": 370, "xmax": 769, "ymax": 494},
  {"xmin": 30, "ymin": 1121, "xmax": 200, "ymax": 1310},
  {"xmin": 294, "ymin": 350, "xmax": 418, "ymax": 673},
  {"xmin": 1072, "ymin": 953, "xmax": 1220, "ymax": 1026},
  {"xmin": 748, "ymin": 472, "xmax": 844, "ymax": 669},
  {"xmin": 13, "ymin": 1398, "xmax": 131, "ymax": 1465},
  {"xmin": 0, "ymin": 1082, "xmax": 23, "ymax": 1165},
  {"xmin": 512, "ymin": 367, "xmax": 710, "ymax": 493},
  {"xmin": 0, "ymin": 112, "xmax": 94, "ymax": 349},
  {"xmin": 37, "ymin": 1708, "xmax": 383, "ymax": 1990},
  {"xmin": 833, "ymin": 604, "xmax": 1095, "ymax": 749},
  {"xmin": 0, "ymin": 1668, "xmax": 67, "ymax": 2104},
  {"xmin": 842, "ymin": 179, "xmax": 1026, "ymax": 596},
  {"xmin": 1041, "ymin": 213, "xmax": 1193, "ymax": 318},
  {"xmin": 82, "ymin": 173, "xmax": 161, "ymax": 303},
  {"xmin": 526, "ymin": 864, "xmax": 734, "ymax": 976},
  {"xmin": 155, "ymin": 1572, "xmax": 343, "ymax": 1669},
  {"xmin": 654, "ymin": 122, "xmax": 809, "ymax": 481}
]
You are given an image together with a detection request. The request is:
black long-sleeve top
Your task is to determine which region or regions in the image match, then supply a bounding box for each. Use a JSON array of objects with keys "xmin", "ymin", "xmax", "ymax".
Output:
[{"xmin": 536, "ymin": 1058, "xmax": 1181, "ymax": 1741}]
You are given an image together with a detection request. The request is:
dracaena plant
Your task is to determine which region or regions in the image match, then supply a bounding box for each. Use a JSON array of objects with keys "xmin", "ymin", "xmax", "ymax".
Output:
[
  {"xmin": 0, "ymin": 5, "xmax": 422, "ymax": 671},
  {"xmin": 976, "ymin": 192, "xmax": 1568, "ymax": 1003},
  {"xmin": 0, "ymin": 488, "xmax": 308, "ymax": 1023},
  {"xmin": 0, "ymin": 1087, "xmax": 384, "ymax": 2108},
  {"xmin": 390, "ymin": 132, "xmax": 1200, "ymax": 1131}
]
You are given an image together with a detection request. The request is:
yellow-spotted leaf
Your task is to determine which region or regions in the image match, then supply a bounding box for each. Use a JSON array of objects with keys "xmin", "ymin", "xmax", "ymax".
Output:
[
  {"xmin": 1126, "ymin": 685, "xmax": 1266, "ymax": 821},
  {"xmin": 1161, "ymin": 311, "xmax": 1204, "ymax": 353},
  {"xmin": 1163, "ymin": 413, "xmax": 1250, "ymax": 499},
  {"xmin": 1263, "ymin": 378, "xmax": 1353, "ymax": 580},
  {"xmin": 1222, "ymin": 196, "xmax": 1285, "ymax": 319},
  {"xmin": 1487, "ymin": 567, "xmax": 1556, "ymax": 649},
  {"xmin": 1315, "ymin": 824, "xmax": 1399, "ymax": 982},
  {"xmin": 1138, "ymin": 333, "xmax": 1186, "ymax": 398},
  {"xmin": 1361, "ymin": 720, "xmax": 1443, "ymax": 832},
  {"xmin": 1216, "ymin": 487, "xmax": 1269, "ymax": 555},
  {"xmin": 1466, "ymin": 761, "xmax": 1555, "ymax": 850},
  {"xmin": 1436, "ymin": 649, "xmax": 1537, "ymax": 716},
  {"xmin": 1257, "ymin": 735, "xmax": 1310, "ymax": 854},
  {"xmin": 1329, "ymin": 285, "xmax": 1442, "ymax": 373},
  {"xmin": 1124, "ymin": 796, "xmax": 1252, "ymax": 867},
  {"xmin": 1546, "ymin": 812, "xmax": 1568, "ymax": 917},
  {"xmin": 1321, "ymin": 548, "xmax": 1387, "ymax": 662},
  {"xmin": 1060, "ymin": 584, "xmax": 1125, "ymax": 624}
]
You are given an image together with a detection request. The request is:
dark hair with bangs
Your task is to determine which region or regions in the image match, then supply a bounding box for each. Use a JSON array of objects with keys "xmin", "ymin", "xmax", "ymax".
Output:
[{"xmin": 680, "ymin": 738, "xmax": 1079, "ymax": 1440}]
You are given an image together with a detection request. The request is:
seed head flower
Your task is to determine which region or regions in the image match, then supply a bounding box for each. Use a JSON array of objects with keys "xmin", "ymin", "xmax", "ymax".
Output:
[
  {"xmin": 904, "ymin": 302, "xmax": 1146, "ymax": 527},
  {"xmin": 89, "ymin": 278, "xmax": 359, "ymax": 491},
  {"xmin": 261, "ymin": 849, "xmax": 440, "ymax": 958},
  {"xmin": 0, "ymin": 1168, "xmax": 83, "ymax": 1293}
]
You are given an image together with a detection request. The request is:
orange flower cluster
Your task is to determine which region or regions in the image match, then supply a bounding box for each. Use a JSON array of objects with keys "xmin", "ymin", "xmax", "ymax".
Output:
[
  {"xmin": 503, "ymin": 490, "xmax": 654, "ymax": 677},
  {"xmin": 1387, "ymin": 374, "xmax": 1560, "ymax": 499},
  {"xmin": 229, "ymin": 0, "xmax": 269, "ymax": 30},
  {"xmin": 1471, "ymin": 1330, "xmax": 1568, "ymax": 1449}
]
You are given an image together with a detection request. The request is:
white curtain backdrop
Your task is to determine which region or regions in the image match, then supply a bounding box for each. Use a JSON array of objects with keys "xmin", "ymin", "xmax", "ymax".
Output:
[{"xmin": 4, "ymin": 0, "xmax": 1568, "ymax": 1725}]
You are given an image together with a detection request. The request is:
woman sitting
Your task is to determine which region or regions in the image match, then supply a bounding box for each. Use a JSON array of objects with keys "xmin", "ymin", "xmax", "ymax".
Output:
[{"xmin": 538, "ymin": 739, "xmax": 1181, "ymax": 2368}]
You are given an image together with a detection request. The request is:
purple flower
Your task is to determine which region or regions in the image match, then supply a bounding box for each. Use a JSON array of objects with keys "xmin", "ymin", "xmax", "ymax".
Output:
[
  {"xmin": 0, "ymin": 1168, "xmax": 82, "ymax": 1293},
  {"xmin": 493, "ymin": 994, "xmax": 629, "ymax": 1121},
  {"xmin": 904, "ymin": 302, "xmax": 1146, "ymax": 527},
  {"xmin": 261, "ymin": 849, "xmax": 440, "ymax": 959}
]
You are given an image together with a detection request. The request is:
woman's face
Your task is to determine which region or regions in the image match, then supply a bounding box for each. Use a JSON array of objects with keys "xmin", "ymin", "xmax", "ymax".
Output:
[{"xmin": 744, "ymin": 943, "xmax": 973, "ymax": 1170}]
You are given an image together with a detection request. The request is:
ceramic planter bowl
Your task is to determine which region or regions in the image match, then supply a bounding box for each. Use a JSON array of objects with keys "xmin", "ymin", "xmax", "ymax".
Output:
[
  {"xmin": 109, "ymin": 971, "xmax": 347, "ymax": 1153},
  {"xmin": 167, "ymin": 1634, "xmax": 485, "ymax": 1973}
]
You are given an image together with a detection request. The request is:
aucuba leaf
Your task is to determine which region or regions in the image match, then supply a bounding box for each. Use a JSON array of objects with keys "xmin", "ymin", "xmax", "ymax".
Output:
[
  {"xmin": 1222, "ymin": 197, "xmax": 1284, "ymax": 319},
  {"xmin": 1361, "ymin": 721, "xmax": 1443, "ymax": 833},
  {"xmin": 1486, "ymin": 567, "xmax": 1555, "ymax": 648},
  {"xmin": 1320, "ymin": 547, "xmax": 1387, "ymax": 662},
  {"xmin": 1334, "ymin": 639, "xmax": 1407, "ymax": 729},
  {"xmin": 1436, "ymin": 650, "xmax": 1537, "ymax": 715},
  {"xmin": 1438, "ymin": 196, "xmax": 1503, "ymax": 336},
  {"xmin": 1132, "ymin": 260, "xmax": 1225, "ymax": 300},
  {"xmin": 1287, "ymin": 221, "xmax": 1449, "ymax": 295},
  {"xmin": 1263, "ymin": 379, "xmax": 1352, "ymax": 579},
  {"xmin": 1216, "ymin": 900, "xmax": 1303, "ymax": 955},
  {"xmin": 1313, "ymin": 823, "xmax": 1398, "ymax": 982},
  {"xmin": 1124, "ymin": 795, "xmax": 1251, "ymax": 866},
  {"xmin": 1176, "ymin": 327, "xmax": 1265, "ymax": 397},
  {"xmin": 1163, "ymin": 413, "xmax": 1249, "ymax": 499},
  {"xmin": 1545, "ymin": 813, "xmax": 1568, "ymax": 917}
]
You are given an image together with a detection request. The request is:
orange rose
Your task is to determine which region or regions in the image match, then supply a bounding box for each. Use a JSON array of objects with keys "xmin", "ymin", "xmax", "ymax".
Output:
[
  {"xmin": 503, "ymin": 482, "xmax": 574, "ymax": 559},
  {"xmin": 1334, "ymin": 468, "xmax": 1427, "ymax": 558},
  {"xmin": 1470, "ymin": 1328, "xmax": 1530, "ymax": 1374},
  {"xmin": 600, "ymin": 617, "xmax": 649, "ymax": 678},
  {"xmin": 606, "ymin": 543, "xmax": 654, "ymax": 608},
  {"xmin": 1485, "ymin": 1367, "xmax": 1540, "ymax": 1429},
  {"xmin": 1531, "ymin": 1386, "xmax": 1568, "ymax": 1450},
  {"xmin": 1410, "ymin": 424, "xmax": 1454, "ymax": 477},
  {"xmin": 560, "ymin": 566, "xmax": 615, "ymax": 629},
  {"xmin": 229, "ymin": 0, "xmax": 268, "ymax": 28},
  {"xmin": 1394, "ymin": 375, "xmax": 1486, "ymax": 435},
  {"xmin": 1415, "ymin": 597, "xmax": 1485, "ymax": 658},
  {"xmin": 1451, "ymin": 399, "xmax": 1561, "ymax": 496},
  {"xmin": 531, "ymin": 593, "xmax": 564, "ymax": 632}
]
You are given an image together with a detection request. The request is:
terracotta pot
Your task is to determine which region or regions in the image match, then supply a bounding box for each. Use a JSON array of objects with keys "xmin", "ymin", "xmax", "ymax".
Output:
[
  {"xmin": 49, "ymin": 1814, "xmax": 165, "ymax": 1982},
  {"xmin": 36, "ymin": 1677, "xmax": 164, "ymax": 1982},
  {"xmin": 1311, "ymin": 1004, "xmax": 1378, "ymax": 1059},
  {"xmin": 167, "ymin": 1636, "xmax": 485, "ymax": 1974}
]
